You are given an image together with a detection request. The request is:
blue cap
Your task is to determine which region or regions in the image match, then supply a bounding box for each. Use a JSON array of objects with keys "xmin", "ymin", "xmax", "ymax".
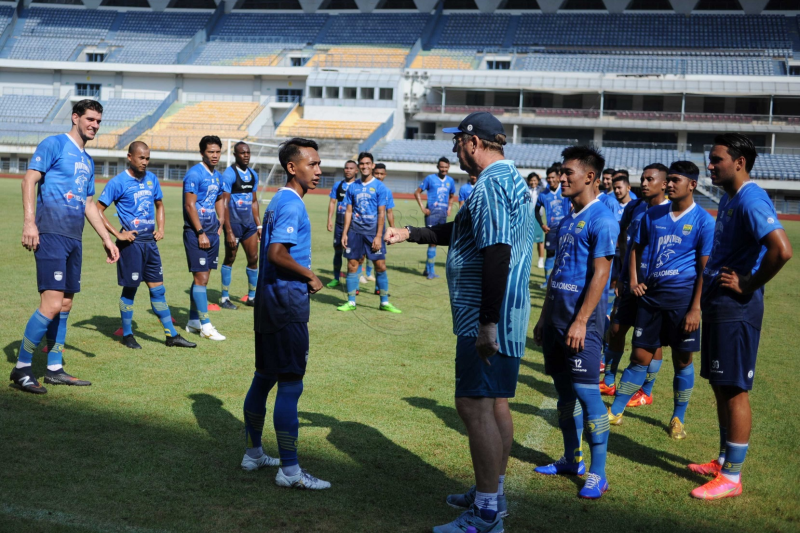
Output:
[{"xmin": 442, "ymin": 111, "xmax": 505, "ymax": 141}]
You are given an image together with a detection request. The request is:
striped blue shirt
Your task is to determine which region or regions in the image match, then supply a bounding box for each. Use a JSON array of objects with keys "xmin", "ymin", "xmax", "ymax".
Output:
[{"xmin": 446, "ymin": 159, "xmax": 536, "ymax": 358}]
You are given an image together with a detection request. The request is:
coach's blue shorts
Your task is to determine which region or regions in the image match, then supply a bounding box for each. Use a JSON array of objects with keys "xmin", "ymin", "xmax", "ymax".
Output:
[
  {"xmin": 544, "ymin": 230, "xmax": 558, "ymax": 252},
  {"xmin": 612, "ymin": 291, "xmax": 638, "ymax": 327},
  {"xmin": 632, "ymin": 302, "xmax": 700, "ymax": 353},
  {"xmin": 700, "ymin": 320, "xmax": 761, "ymax": 391},
  {"xmin": 255, "ymin": 322, "xmax": 309, "ymax": 377},
  {"xmin": 333, "ymin": 224, "xmax": 344, "ymax": 249},
  {"xmin": 117, "ymin": 239, "xmax": 163, "ymax": 287},
  {"xmin": 344, "ymin": 230, "xmax": 386, "ymax": 261},
  {"xmin": 542, "ymin": 324, "xmax": 603, "ymax": 385},
  {"xmin": 455, "ymin": 335, "xmax": 520, "ymax": 398},
  {"xmin": 183, "ymin": 229, "xmax": 219, "ymax": 272},
  {"xmin": 35, "ymin": 233, "xmax": 82, "ymax": 293},
  {"xmin": 426, "ymin": 214, "xmax": 447, "ymax": 227},
  {"xmin": 229, "ymin": 222, "xmax": 258, "ymax": 243}
]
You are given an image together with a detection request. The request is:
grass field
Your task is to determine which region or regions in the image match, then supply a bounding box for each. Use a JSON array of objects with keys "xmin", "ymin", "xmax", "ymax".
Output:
[{"xmin": 1, "ymin": 177, "xmax": 799, "ymax": 533}]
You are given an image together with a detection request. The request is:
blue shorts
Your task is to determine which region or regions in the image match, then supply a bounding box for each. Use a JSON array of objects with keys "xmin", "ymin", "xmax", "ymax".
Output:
[
  {"xmin": 183, "ymin": 229, "xmax": 219, "ymax": 272},
  {"xmin": 333, "ymin": 224, "xmax": 344, "ymax": 249},
  {"xmin": 612, "ymin": 292, "xmax": 638, "ymax": 327},
  {"xmin": 426, "ymin": 214, "xmax": 447, "ymax": 227},
  {"xmin": 255, "ymin": 322, "xmax": 309, "ymax": 377},
  {"xmin": 700, "ymin": 320, "xmax": 760, "ymax": 391},
  {"xmin": 455, "ymin": 335, "xmax": 520, "ymax": 398},
  {"xmin": 545, "ymin": 230, "xmax": 558, "ymax": 252},
  {"xmin": 229, "ymin": 222, "xmax": 258, "ymax": 243},
  {"xmin": 344, "ymin": 230, "xmax": 386, "ymax": 261},
  {"xmin": 35, "ymin": 233, "xmax": 82, "ymax": 293},
  {"xmin": 117, "ymin": 240, "xmax": 163, "ymax": 287},
  {"xmin": 632, "ymin": 302, "xmax": 700, "ymax": 353},
  {"xmin": 542, "ymin": 324, "xmax": 603, "ymax": 385}
]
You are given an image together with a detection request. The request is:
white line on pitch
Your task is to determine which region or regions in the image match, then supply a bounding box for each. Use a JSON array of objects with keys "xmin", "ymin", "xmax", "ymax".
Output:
[
  {"xmin": 522, "ymin": 396, "xmax": 558, "ymax": 451},
  {"xmin": 0, "ymin": 504, "xmax": 172, "ymax": 533}
]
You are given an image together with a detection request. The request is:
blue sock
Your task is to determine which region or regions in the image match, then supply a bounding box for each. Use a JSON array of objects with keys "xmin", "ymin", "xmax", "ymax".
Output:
[
  {"xmin": 243, "ymin": 371, "xmax": 277, "ymax": 452},
  {"xmin": 46, "ymin": 311, "xmax": 69, "ymax": 368},
  {"xmin": 575, "ymin": 383, "xmax": 610, "ymax": 477},
  {"xmin": 641, "ymin": 358, "xmax": 663, "ymax": 396},
  {"xmin": 376, "ymin": 271, "xmax": 389, "ymax": 304},
  {"xmin": 722, "ymin": 441, "xmax": 748, "ymax": 482},
  {"xmin": 366, "ymin": 263, "xmax": 373, "ymax": 278},
  {"xmin": 553, "ymin": 372, "xmax": 583, "ymax": 464},
  {"xmin": 274, "ymin": 380, "xmax": 303, "ymax": 468},
  {"xmin": 603, "ymin": 349, "xmax": 623, "ymax": 387},
  {"xmin": 149, "ymin": 285, "xmax": 178, "ymax": 337},
  {"xmin": 333, "ymin": 247, "xmax": 343, "ymax": 280},
  {"xmin": 426, "ymin": 246, "xmax": 436, "ymax": 276},
  {"xmin": 246, "ymin": 267, "xmax": 258, "ymax": 299},
  {"xmin": 346, "ymin": 272, "xmax": 358, "ymax": 304},
  {"xmin": 191, "ymin": 284, "xmax": 210, "ymax": 325},
  {"xmin": 120, "ymin": 286, "xmax": 137, "ymax": 336},
  {"xmin": 357, "ymin": 264, "xmax": 363, "ymax": 277},
  {"xmin": 606, "ymin": 288, "xmax": 615, "ymax": 316},
  {"xmin": 18, "ymin": 310, "xmax": 52, "ymax": 365},
  {"xmin": 610, "ymin": 363, "xmax": 648, "ymax": 416},
  {"xmin": 189, "ymin": 283, "xmax": 199, "ymax": 321},
  {"xmin": 220, "ymin": 265, "xmax": 232, "ymax": 300},
  {"xmin": 672, "ymin": 363, "xmax": 694, "ymax": 423},
  {"xmin": 544, "ymin": 256, "xmax": 554, "ymax": 281},
  {"xmin": 718, "ymin": 426, "xmax": 728, "ymax": 464}
]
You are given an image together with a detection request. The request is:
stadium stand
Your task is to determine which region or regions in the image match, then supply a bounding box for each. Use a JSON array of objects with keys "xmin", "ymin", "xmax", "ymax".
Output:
[
  {"xmin": 106, "ymin": 11, "xmax": 211, "ymax": 64},
  {"xmin": 743, "ymin": 153, "xmax": 800, "ymax": 181},
  {"xmin": 0, "ymin": 95, "xmax": 59, "ymax": 123},
  {"xmin": 276, "ymin": 107, "xmax": 381, "ymax": 140},
  {"xmin": 410, "ymin": 49, "xmax": 478, "ymax": 70},
  {"xmin": 514, "ymin": 55, "xmax": 778, "ymax": 76},
  {"xmin": 96, "ymin": 98, "xmax": 164, "ymax": 127},
  {"xmin": 306, "ymin": 47, "xmax": 408, "ymax": 68},
  {"xmin": 208, "ymin": 13, "xmax": 327, "ymax": 45},
  {"xmin": 317, "ymin": 13, "xmax": 430, "ymax": 46},
  {"xmin": 192, "ymin": 42, "xmax": 294, "ymax": 66}
]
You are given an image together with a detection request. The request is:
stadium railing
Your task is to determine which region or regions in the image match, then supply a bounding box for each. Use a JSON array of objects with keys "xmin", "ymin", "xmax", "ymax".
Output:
[
  {"xmin": 2, "ymin": 87, "xmax": 56, "ymax": 97},
  {"xmin": 358, "ymin": 113, "xmax": 394, "ymax": 154},
  {"xmin": 116, "ymin": 88, "xmax": 177, "ymax": 150}
]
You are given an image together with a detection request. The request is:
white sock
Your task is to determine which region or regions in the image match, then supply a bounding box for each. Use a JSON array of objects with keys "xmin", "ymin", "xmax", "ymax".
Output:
[
  {"xmin": 721, "ymin": 471, "xmax": 740, "ymax": 483},
  {"xmin": 47, "ymin": 364, "xmax": 63, "ymax": 371},
  {"xmin": 15, "ymin": 361, "xmax": 32, "ymax": 369},
  {"xmin": 245, "ymin": 446, "xmax": 263, "ymax": 459},
  {"xmin": 281, "ymin": 464, "xmax": 301, "ymax": 477},
  {"xmin": 475, "ymin": 491, "xmax": 498, "ymax": 513},
  {"xmin": 497, "ymin": 475, "xmax": 505, "ymax": 496},
  {"xmin": 220, "ymin": 296, "xmax": 229, "ymax": 303},
  {"xmin": 717, "ymin": 456, "xmax": 725, "ymax": 466}
]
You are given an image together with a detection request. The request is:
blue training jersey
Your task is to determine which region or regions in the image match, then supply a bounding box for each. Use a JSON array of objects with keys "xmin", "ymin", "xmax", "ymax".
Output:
[
  {"xmin": 221, "ymin": 165, "xmax": 258, "ymax": 226},
  {"xmin": 329, "ymin": 179, "xmax": 354, "ymax": 227},
  {"xmin": 446, "ymin": 160, "xmax": 536, "ymax": 359},
  {"xmin": 618, "ymin": 198, "xmax": 668, "ymax": 287},
  {"xmin": 183, "ymin": 163, "xmax": 223, "ymax": 232},
  {"xmin": 98, "ymin": 170, "xmax": 163, "ymax": 242},
  {"xmin": 30, "ymin": 134, "xmax": 95, "ymax": 241},
  {"xmin": 702, "ymin": 182, "xmax": 783, "ymax": 323},
  {"xmin": 343, "ymin": 178, "xmax": 387, "ymax": 235},
  {"xmin": 546, "ymin": 200, "xmax": 619, "ymax": 335},
  {"xmin": 459, "ymin": 182, "xmax": 474, "ymax": 203},
  {"xmin": 535, "ymin": 186, "xmax": 570, "ymax": 229},
  {"xmin": 635, "ymin": 203, "xmax": 714, "ymax": 309},
  {"xmin": 254, "ymin": 187, "xmax": 312, "ymax": 334},
  {"xmin": 420, "ymin": 174, "xmax": 456, "ymax": 215}
]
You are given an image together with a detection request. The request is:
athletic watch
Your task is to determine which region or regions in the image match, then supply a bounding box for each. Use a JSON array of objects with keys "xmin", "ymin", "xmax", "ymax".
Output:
[{"xmin": 195, "ymin": 228, "xmax": 205, "ymax": 236}]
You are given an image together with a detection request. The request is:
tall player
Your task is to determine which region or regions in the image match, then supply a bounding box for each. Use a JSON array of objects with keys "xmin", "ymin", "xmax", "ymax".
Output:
[
  {"xmin": 414, "ymin": 157, "xmax": 456, "ymax": 279},
  {"xmin": 372, "ymin": 163, "xmax": 394, "ymax": 296},
  {"xmin": 97, "ymin": 142, "xmax": 196, "ymax": 350},
  {"xmin": 688, "ymin": 134, "xmax": 792, "ymax": 500},
  {"xmin": 241, "ymin": 137, "xmax": 330, "ymax": 489},
  {"xmin": 220, "ymin": 141, "xmax": 261, "ymax": 309},
  {"xmin": 12, "ymin": 99, "xmax": 119, "ymax": 394},
  {"xmin": 608, "ymin": 161, "xmax": 714, "ymax": 440},
  {"xmin": 533, "ymin": 146, "xmax": 618, "ymax": 500},
  {"xmin": 535, "ymin": 163, "xmax": 570, "ymax": 289},
  {"xmin": 326, "ymin": 160, "xmax": 357, "ymax": 288},
  {"xmin": 458, "ymin": 174, "xmax": 477, "ymax": 208},
  {"xmin": 183, "ymin": 135, "xmax": 226, "ymax": 341}
]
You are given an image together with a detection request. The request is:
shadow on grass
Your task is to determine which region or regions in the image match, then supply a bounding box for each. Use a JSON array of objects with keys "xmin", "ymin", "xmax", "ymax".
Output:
[
  {"xmin": 516, "ymin": 373, "xmax": 557, "ymax": 399},
  {"xmin": 72, "ymin": 315, "xmax": 164, "ymax": 346}
]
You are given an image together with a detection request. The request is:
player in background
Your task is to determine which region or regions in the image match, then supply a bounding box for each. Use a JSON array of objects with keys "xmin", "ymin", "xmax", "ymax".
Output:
[
  {"xmin": 605, "ymin": 173, "xmax": 634, "ymax": 312},
  {"xmin": 459, "ymin": 174, "xmax": 477, "ymax": 209},
  {"xmin": 535, "ymin": 163, "xmax": 571, "ymax": 289},
  {"xmin": 97, "ymin": 142, "xmax": 196, "ymax": 350},
  {"xmin": 601, "ymin": 164, "xmax": 669, "ymax": 397},
  {"xmin": 688, "ymin": 134, "xmax": 792, "ymax": 500},
  {"xmin": 241, "ymin": 137, "xmax": 329, "ymax": 490},
  {"xmin": 12, "ymin": 99, "xmax": 119, "ymax": 394},
  {"xmin": 414, "ymin": 157, "xmax": 456, "ymax": 279},
  {"xmin": 528, "ymin": 172, "xmax": 545, "ymax": 269},
  {"xmin": 220, "ymin": 142, "xmax": 261, "ymax": 309},
  {"xmin": 600, "ymin": 168, "xmax": 615, "ymax": 196},
  {"xmin": 608, "ymin": 161, "xmax": 714, "ymax": 440},
  {"xmin": 372, "ymin": 163, "xmax": 394, "ymax": 295},
  {"xmin": 533, "ymin": 146, "xmax": 618, "ymax": 500},
  {"xmin": 183, "ymin": 135, "xmax": 226, "ymax": 341},
  {"xmin": 326, "ymin": 160, "xmax": 357, "ymax": 288},
  {"xmin": 338, "ymin": 152, "xmax": 401, "ymax": 314}
]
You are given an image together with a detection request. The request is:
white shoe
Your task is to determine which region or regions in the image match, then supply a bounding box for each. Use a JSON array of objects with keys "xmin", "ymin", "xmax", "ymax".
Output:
[
  {"xmin": 241, "ymin": 452, "xmax": 280, "ymax": 471},
  {"xmin": 537, "ymin": 257, "xmax": 545, "ymax": 269},
  {"xmin": 359, "ymin": 275, "xmax": 368, "ymax": 284},
  {"xmin": 275, "ymin": 468, "xmax": 331, "ymax": 490},
  {"xmin": 366, "ymin": 274, "xmax": 376, "ymax": 282},
  {"xmin": 185, "ymin": 319, "xmax": 202, "ymax": 334},
  {"xmin": 200, "ymin": 323, "xmax": 226, "ymax": 341}
]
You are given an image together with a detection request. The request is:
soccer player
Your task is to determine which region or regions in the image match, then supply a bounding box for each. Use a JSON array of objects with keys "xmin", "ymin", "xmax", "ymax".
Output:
[
  {"xmin": 414, "ymin": 156, "xmax": 456, "ymax": 279},
  {"xmin": 386, "ymin": 111, "xmax": 535, "ymax": 533},
  {"xmin": 528, "ymin": 172, "xmax": 545, "ymax": 269},
  {"xmin": 607, "ymin": 161, "xmax": 714, "ymax": 440},
  {"xmin": 12, "ymin": 99, "xmax": 119, "ymax": 394},
  {"xmin": 220, "ymin": 142, "xmax": 261, "ymax": 309},
  {"xmin": 601, "ymin": 164, "xmax": 669, "ymax": 397},
  {"xmin": 241, "ymin": 137, "xmax": 329, "ymax": 489},
  {"xmin": 372, "ymin": 163, "xmax": 394, "ymax": 295},
  {"xmin": 600, "ymin": 168, "xmax": 615, "ymax": 195},
  {"xmin": 535, "ymin": 163, "xmax": 571, "ymax": 289},
  {"xmin": 326, "ymin": 159, "xmax": 357, "ymax": 288},
  {"xmin": 338, "ymin": 152, "xmax": 401, "ymax": 314},
  {"xmin": 458, "ymin": 174, "xmax": 477, "ymax": 209},
  {"xmin": 688, "ymin": 134, "xmax": 792, "ymax": 500},
  {"xmin": 533, "ymin": 146, "xmax": 618, "ymax": 500},
  {"xmin": 183, "ymin": 135, "xmax": 226, "ymax": 341},
  {"xmin": 97, "ymin": 142, "xmax": 196, "ymax": 350}
]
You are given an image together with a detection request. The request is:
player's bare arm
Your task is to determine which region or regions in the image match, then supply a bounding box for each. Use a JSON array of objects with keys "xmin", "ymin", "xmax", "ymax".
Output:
[
  {"xmin": 84, "ymin": 196, "xmax": 120, "ymax": 263},
  {"xmin": 414, "ymin": 187, "xmax": 430, "ymax": 215},
  {"xmin": 373, "ymin": 205, "xmax": 385, "ymax": 252},
  {"xmin": 154, "ymin": 199, "xmax": 165, "ymax": 241},
  {"xmin": 682, "ymin": 254, "xmax": 708, "ymax": 334},
  {"xmin": 630, "ymin": 242, "xmax": 647, "ymax": 297},
  {"xmin": 215, "ymin": 194, "xmax": 226, "ymax": 238},
  {"xmin": 97, "ymin": 201, "xmax": 136, "ymax": 242},
  {"xmin": 184, "ymin": 192, "xmax": 209, "ymax": 249},
  {"xmin": 341, "ymin": 204, "xmax": 353, "ymax": 248},
  {"xmin": 327, "ymin": 197, "xmax": 336, "ymax": 232},
  {"xmin": 251, "ymin": 190, "xmax": 261, "ymax": 241},
  {"xmin": 20, "ymin": 169, "xmax": 43, "ymax": 251}
]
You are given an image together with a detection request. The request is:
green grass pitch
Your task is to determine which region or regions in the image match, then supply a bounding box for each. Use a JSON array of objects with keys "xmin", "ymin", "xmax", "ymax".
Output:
[{"xmin": 0, "ymin": 178, "xmax": 798, "ymax": 532}]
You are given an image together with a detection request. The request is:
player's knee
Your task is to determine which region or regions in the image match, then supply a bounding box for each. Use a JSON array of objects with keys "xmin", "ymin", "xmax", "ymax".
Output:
[
  {"xmin": 60, "ymin": 298, "xmax": 74, "ymax": 314},
  {"xmin": 630, "ymin": 348, "xmax": 654, "ymax": 366},
  {"xmin": 672, "ymin": 351, "xmax": 693, "ymax": 369}
]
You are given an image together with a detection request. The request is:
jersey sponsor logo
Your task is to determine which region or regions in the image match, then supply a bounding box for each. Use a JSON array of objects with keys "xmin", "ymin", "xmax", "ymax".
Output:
[
  {"xmin": 682, "ymin": 224, "xmax": 693, "ymax": 236},
  {"xmin": 73, "ymin": 161, "xmax": 91, "ymax": 176},
  {"xmin": 287, "ymin": 227, "xmax": 294, "ymax": 234},
  {"xmin": 133, "ymin": 190, "xmax": 153, "ymax": 203},
  {"xmin": 35, "ymin": 156, "xmax": 41, "ymax": 162},
  {"xmin": 54, "ymin": 271, "xmax": 63, "ymax": 281},
  {"xmin": 550, "ymin": 280, "xmax": 579, "ymax": 292},
  {"xmin": 652, "ymin": 268, "xmax": 680, "ymax": 278},
  {"xmin": 133, "ymin": 218, "xmax": 140, "ymax": 227}
]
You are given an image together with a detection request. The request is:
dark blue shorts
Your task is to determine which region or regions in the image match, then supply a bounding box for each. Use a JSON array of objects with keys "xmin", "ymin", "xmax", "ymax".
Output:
[
  {"xmin": 35, "ymin": 234, "xmax": 82, "ymax": 293},
  {"xmin": 545, "ymin": 230, "xmax": 558, "ymax": 252},
  {"xmin": 229, "ymin": 222, "xmax": 258, "ymax": 243},
  {"xmin": 255, "ymin": 322, "xmax": 309, "ymax": 377},
  {"xmin": 333, "ymin": 224, "xmax": 344, "ymax": 249},
  {"xmin": 455, "ymin": 335, "xmax": 520, "ymax": 398},
  {"xmin": 344, "ymin": 230, "xmax": 386, "ymax": 261},
  {"xmin": 117, "ymin": 240, "xmax": 163, "ymax": 287},
  {"xmin": 632, "ymin": 302, "xmax": 700, "ymax": 353},
  {"xmin": 542, "ymin": 324, "xmax": 603, "ymax": 385},
  {"xmin": 426, "ymin": 214, "xmax": 447, "ymax": 227},
  {"xmin": 183, "ymin": 229, "xmax": 219, "ymax": 272},
  {"xmin": 612, "ymin": 292, "xmax": 638, "ymax": 327},
  {"xmin": 700, "ymin": 320, "xmax": 761, "ymax": 391}
]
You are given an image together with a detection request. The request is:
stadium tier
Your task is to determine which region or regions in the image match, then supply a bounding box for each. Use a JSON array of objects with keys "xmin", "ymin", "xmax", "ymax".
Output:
[
  {"xmin": 97, "ymin": 98, "xmax": 165, "ymax": 126},
  {"xmin": 0, "ymin": 94, "xmax": 58, "ymax": 123},
  {"xmin": 317, "ymin": 13, "xmax": 430, "ymax": 46},
  {"xmin": 306, "ymin": 47, "xmax": 409, "ymax": 69},
  {"xmin": 192, "ymin": 42, "xmax": 295, "ymax": 66},
  {"xmin": 515, "ymin": 55, "xmax": 780, "ymax": 76},
  {"xmin": 437, "ymin": 14, "xmax": 511, "ymax": 48},
  {"xmin": 209, "ymin": 13, "xmax": 327, "ymax": 44},
  {"xmin": 276, "ymin": 107, "xmax": 381, "ymax": 140},
  {"xmin": 410, "ymin": 49, "xmax": 479, "ymax": 70}
]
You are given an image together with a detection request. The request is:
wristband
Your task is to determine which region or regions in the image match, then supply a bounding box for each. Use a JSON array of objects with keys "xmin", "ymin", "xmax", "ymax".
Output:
[
  {"xmin": 257, "ymin": 225, "xmax": 263, "ymax": 229},
  {"xmin": 195, "ymin": 228, "xmax": 205, "ymax": 236}
]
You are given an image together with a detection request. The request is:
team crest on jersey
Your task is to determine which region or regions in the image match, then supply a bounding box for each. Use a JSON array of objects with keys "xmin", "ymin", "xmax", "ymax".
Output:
[
  {"xmin": 576, "ymin": 221, "xmax": 586, "ymax": 233},
  {"xmin": 132, "ymin": 272, "xmax": 139, "ymax": 281},
  {"xmin": 727, "ymin": 209, "xmax": 733, "ymax": 217},
  {"xmin": 682, "ymin": 224, "xmax": 693, "ymax": 236},
  {"xmin": 54, "ymin": 271, "xmax": 63, "ymax": 281},
  {"xmin": 369, "ymin": 188, "xmax": 375, "ymax": 193},
  {"xmin": 147, "ymin": 180, "xmax": 153, "ymax": 188}
]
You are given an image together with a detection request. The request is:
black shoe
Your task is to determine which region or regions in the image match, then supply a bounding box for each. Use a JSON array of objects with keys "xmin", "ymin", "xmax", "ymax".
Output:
[
  {"xmin": 44, "ymin": 369, "xmax": 91, "ymax": 386},
  {"xmin": 9, "ymin": 367, "xmax": 47, "ymax": 394},
  {"xmin": 165, "ymin": 334, "xmax": 197, "ymax": 348},
  {"xmin": 244, "ymin": 298, "xmax": 255, "ymax": 307},
  {"xmin": 122, "ymin": 334, "xmax": 142, "ymax": 350},
  {"xmin": 220, "ymin": 299, "xmax": 238, "ymax": 310}
]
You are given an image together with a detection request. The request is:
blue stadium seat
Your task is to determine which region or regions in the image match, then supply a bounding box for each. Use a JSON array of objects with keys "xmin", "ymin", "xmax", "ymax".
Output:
[
  {"xmin": 97, "ymin": 98, "xmax": 163, "ymax": 126},
  {"xmin": 514, "ymin": 54, "xmax": 776, "ymax": 76},
  {"xmin": 438, "ymin": 14, "xmax": 510, "ymax": 48},
  {"xmin": 319, "ymin": 13, "xmax": 429, "ymax": 46},
  {"xmin": 0, "ymin": 95, "xmax": 59, "ymax": 123},
  {"xmin": 210, "ymin": 13, "xmax": 328, "ymax": 44}
]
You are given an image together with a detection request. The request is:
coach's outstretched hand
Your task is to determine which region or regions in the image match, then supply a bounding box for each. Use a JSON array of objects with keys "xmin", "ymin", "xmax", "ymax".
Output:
[
  {"xmin": 384, "ymin": 227, "xmax": 409, "ymax": 245},
  {"xmin": 476, "ymin": 322, "xmax": 499, "ymax": 365}
]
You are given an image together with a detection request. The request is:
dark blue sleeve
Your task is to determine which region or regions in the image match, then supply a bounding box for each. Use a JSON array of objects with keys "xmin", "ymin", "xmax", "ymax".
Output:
[{"xmin": 634, "ymin": 211, "xmax": 651, "ymax": 246}]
